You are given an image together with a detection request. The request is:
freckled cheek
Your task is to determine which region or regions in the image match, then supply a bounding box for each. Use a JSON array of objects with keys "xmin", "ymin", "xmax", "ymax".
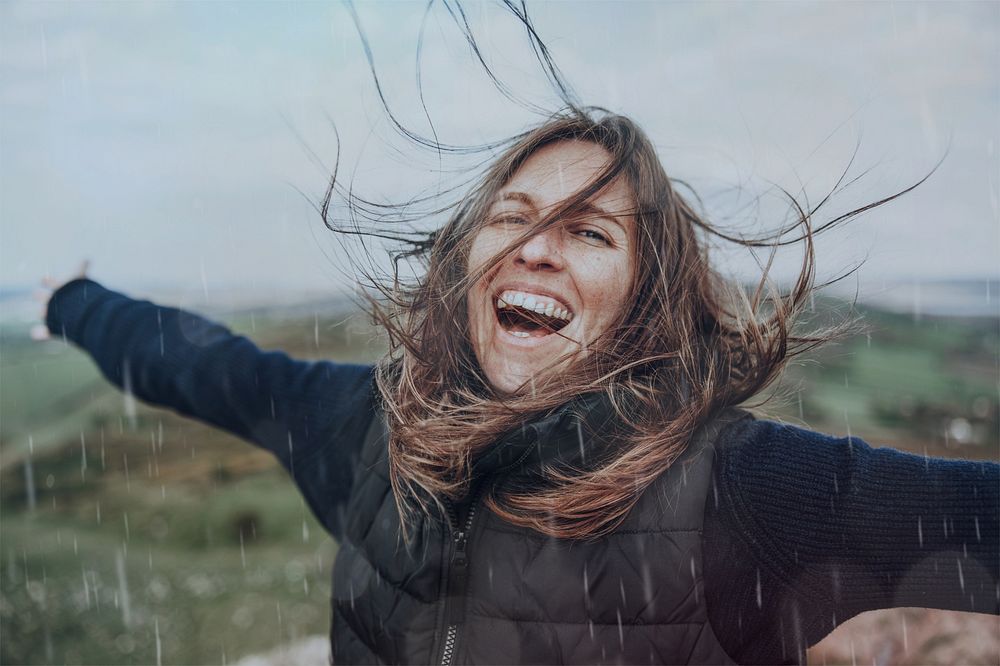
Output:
[{"xmin": 578, "ymin": 257, "xmax": 632, "ymax": 328}]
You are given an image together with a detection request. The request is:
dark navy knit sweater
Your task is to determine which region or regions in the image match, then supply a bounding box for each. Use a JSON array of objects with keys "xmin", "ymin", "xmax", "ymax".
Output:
[{"xmin": 46, "ymin": 279, "xmax": 999, "ymax": 664}]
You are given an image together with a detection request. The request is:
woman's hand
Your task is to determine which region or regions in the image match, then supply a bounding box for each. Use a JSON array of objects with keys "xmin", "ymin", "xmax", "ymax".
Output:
[{"xmin": 31, "ymin": 260, "xmax": 90, "ymax": 341}]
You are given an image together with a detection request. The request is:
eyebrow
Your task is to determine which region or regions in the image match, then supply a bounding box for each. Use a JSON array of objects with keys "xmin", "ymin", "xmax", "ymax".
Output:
[{"xmin": 497, "ymin": 191, "xmax": 628, "ymax": 235}]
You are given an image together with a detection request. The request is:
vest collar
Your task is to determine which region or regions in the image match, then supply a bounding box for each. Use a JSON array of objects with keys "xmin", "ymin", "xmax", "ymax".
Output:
[{"xmin": 471, "ymin": 392, "xmax": 624, "ymax": 479}]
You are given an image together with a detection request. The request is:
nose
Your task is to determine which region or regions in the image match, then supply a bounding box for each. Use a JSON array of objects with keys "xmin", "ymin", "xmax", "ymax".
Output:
[{"xmin": 514, "ymin": 227, "xmax": 564, "ymax": 271}]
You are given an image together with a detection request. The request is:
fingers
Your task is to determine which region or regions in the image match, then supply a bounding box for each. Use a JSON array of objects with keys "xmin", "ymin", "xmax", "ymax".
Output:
[
  {"xmin": 30, "ymin": 324, "xmax": 51, "ymax": 341},
  {"xmin": 39, "ymin": 258, "xmax": 89, "ymax": 291},
  {"xmin": 34, "ymin": 259, "xmax": 88, "ymax": 343}
]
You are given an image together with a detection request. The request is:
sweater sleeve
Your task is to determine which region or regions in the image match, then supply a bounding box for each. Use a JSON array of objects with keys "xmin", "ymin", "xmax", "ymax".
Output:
[
  {"xmin": 45, "ymin": 278, "xmax": 376, "ymax": 538},
  {"xmin": 703, "ymin": 419, "xmax": 999, "ymax": 665}
]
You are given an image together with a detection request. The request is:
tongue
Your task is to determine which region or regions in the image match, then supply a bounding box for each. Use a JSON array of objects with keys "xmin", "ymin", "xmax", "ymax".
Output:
[
  {"xmin": 509, "ymin": 319, "xmax": 550, "ymax": 337},
  {"xmin": 499, "ymin": 307, "xmax": 554, "ymax": 337}
]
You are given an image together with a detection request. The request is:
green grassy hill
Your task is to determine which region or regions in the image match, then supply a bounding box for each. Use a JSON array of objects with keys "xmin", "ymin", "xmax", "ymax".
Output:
[{"xmin": 0, "ymin": 301, "xmax": 995, "ymax": 664}]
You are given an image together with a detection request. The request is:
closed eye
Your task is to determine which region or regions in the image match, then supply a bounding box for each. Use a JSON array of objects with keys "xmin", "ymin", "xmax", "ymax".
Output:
[{"xmin": 493, "ymin": 214, "xmax": 530, "ymax": 226}]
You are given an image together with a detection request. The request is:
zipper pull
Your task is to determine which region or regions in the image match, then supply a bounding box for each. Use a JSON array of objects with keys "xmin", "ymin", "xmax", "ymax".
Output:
[
  {"xmin": 447, "ymin": 530, "xmax": 470, "ymax": 625},
  {"xmin": 453, "ymin": 530, "xmax": 468, "ymax": 565}
]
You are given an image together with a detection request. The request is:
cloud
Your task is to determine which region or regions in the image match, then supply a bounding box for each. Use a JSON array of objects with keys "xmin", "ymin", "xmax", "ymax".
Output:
[{"xmin": 1, "ymin": 1, "xmax": 996, "ymax": 296}]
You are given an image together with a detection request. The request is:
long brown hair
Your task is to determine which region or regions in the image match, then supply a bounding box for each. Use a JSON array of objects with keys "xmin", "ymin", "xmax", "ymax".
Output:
[
  {"xmin": 322, "ymin": 7, "xmax": 925, "ymax": 539},
  {"xmin": 321, "ymin": 107, "xmax": 912, "ymax": 540}
]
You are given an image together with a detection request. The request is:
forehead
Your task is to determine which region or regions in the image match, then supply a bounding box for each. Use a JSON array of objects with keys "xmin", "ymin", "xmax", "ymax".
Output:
[{"xmin": 499, "ymin": 140, "xmax": 634, "ymax": 215}]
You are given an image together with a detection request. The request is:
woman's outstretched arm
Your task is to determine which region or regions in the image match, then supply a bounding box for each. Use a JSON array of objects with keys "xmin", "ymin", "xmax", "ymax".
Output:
[
  {"xmin": 44, "ymin": 278, "xmax": 375, "ymax": 538},
  {"xmin": 703, "ymin": 419, "xmax": 999, "ymax": 664}
]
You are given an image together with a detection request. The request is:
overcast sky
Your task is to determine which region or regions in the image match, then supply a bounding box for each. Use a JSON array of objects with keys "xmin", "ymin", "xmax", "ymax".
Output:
[{"xmin": 2, "ymin": 1, "xmax": 997, "ymax": 306}]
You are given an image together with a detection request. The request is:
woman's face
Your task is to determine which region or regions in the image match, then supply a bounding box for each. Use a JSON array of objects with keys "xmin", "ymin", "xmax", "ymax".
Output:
[{"xmin": 467, "ymin": 140, "xmax": 636, "ymax": 393}]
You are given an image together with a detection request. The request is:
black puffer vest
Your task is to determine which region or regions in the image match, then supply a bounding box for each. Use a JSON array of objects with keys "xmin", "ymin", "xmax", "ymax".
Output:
[{"xmin": 330, "ymin": 401, "xmax": 750, "ymax": 665}]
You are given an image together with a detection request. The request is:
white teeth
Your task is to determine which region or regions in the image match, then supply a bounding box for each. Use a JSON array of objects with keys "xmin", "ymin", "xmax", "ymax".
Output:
[
  {"xmin": 494, "ymin": 290, "xmax": 574, "ymax": 322},
  {"xmin": 511, "ymin": 331, "xmax": 530, "ymax": 338}
]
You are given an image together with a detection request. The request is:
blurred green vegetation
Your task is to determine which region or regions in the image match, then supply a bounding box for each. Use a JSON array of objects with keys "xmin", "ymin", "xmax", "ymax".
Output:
[
  {"xmin": 0, "ymin": 299, "xmax": 996, "ymax": 664},
  {"xmin": 0, "ymin": 308, "xmax": 381, "ymax": 665}
]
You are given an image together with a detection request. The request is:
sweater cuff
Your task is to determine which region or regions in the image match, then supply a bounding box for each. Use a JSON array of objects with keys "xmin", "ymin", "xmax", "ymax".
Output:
[{"xmin": 45, "ymin": 278, "xmax": 110, "ymax": 342}]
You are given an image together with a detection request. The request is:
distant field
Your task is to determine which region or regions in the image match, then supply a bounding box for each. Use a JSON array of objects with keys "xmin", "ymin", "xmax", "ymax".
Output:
[{"xmin": 0, "ymin": 299, "xmax": 996, "ymax": 664}]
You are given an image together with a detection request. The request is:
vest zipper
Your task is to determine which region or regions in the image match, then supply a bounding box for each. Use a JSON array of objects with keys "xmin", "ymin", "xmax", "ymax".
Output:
[{"xmin": 438, "ymin": 489, "xmax": 481, "ymax": 666}]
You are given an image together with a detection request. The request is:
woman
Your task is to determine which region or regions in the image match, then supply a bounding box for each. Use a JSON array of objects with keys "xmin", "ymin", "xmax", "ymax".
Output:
[{"xmin": 43, "ymin": 110, "xmax": 998, "ymax": 665}]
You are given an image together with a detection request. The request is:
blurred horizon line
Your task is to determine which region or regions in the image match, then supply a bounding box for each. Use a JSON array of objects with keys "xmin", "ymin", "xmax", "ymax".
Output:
[{"xmin": 1, "ymin": 276, "xmax": 998, "ymax": 323}]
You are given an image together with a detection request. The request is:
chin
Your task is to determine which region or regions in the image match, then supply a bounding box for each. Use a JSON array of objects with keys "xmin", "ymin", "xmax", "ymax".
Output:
[{"xmin": 483, "ymin": 362, "xmax": 536, "ymax": 395}]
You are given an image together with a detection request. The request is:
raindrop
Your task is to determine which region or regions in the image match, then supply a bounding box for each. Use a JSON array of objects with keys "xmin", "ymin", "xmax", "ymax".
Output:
[
  {"xmin": 96, "ymin": 501, "xmax": 101, "ymax": 525},
  {"xmin": 843, "ymin": 411, "xmax": 852, "ymax": 452},
  {"xmin": 302, "ymin": 519, "xmax": 310, "ymax": 543},
  {"xmin": 314, "ymin": 314, "xmax": 320, "ymax": 349},
  {"xmin": 123, "ymin": 453, "xmax": 130, "ymax": 492},
  {"xmin": 200, "ymin": 258, "xmax": 209, "ymax": 300},
  {"xmin": 44, "ymin": 625, "xmax": 53, "ymax": 663},
  {"xmin": 957, "ymin": 558, "xmax": 965, "ymax": 592},
  {"xmin": 80, "ymin": 432, "xmax": 87, "ymax": 480},
  {"xmin": 82, "ymin": 567, "xmax": 91, "ymax": 609},
  {"xmin": 123, "ymin": 513, "xmax": 130, "ymax": 541},
  {"xmin": 39, "ymin": 24, "xmax": 48, "ymax": 68},
  {"xmin": 616, "ymin": 608, "xmax": 623, "ymax": 651},
  {"xmin": 239, "ymin": 532, "xmax": 247, "ymax": 569},
  {"xmin": 755, "ymin": 569, "xmax": 762, "ymax": 608},
  {"xmin": 115, "ymin": 550, "xmax": 131, "ymax": 627},
  {"xmin": 576, "ymin": 421, "xmax": 585, "ymax": 464},
  {"xmin": 917, "ymin": 516, "xmax": 923, "ymax": 547},
  {"xmin": 23, "ymin": 457, "xmax": 36, "ymax": 512},
  {"xmin": 975, "ymin": 516, "xmax": 981, "ymax": 542},
  {"xmin": 157, "ymin": 310, "xmax": 164, "ymax": 356},
  {"xmin": 122, "ymin": 360, "xmax": 137, "ymax": 428},
  {"xmin": 155, "ymin": 617, "xmax": 162, "ymax": 666},
  {"xmin": 641, "ymin": 562, "xmax": 654, "ymax": 614}
]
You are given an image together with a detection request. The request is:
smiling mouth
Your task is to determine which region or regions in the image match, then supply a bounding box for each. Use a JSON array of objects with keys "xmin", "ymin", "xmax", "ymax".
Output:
[{"xmin": 494, "ymin": 290, "xmax": 574, "ymax": 339}]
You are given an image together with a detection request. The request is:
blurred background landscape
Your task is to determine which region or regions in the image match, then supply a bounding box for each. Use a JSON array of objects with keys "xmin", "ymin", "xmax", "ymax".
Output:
[
  {"xmin": 1, "ymin": 280, "xmax": 997, "ymax": 665},
  {"xmin": 2, "ymin": 1, "xmax": 998, "ymax": 663}
]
